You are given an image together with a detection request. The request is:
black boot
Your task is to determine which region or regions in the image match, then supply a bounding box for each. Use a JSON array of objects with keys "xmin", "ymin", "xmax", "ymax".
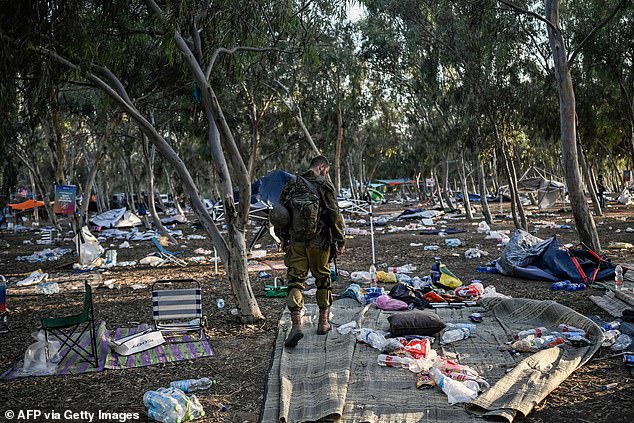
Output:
[{"xmin": 284, "ymin": 309, "xmax": 304, "ymax": 348}]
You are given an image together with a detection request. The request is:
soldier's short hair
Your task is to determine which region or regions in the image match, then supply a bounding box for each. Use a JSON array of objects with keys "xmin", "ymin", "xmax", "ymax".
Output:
[{"xmin": 310, "ymin": 155, "xmax": 330, "ymax": 168}]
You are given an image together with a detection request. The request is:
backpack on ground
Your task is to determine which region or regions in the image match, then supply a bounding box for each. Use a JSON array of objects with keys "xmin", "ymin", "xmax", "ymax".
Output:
[{"xmin": 287, "ymin": 176, "xmax": 323, "ymax": 240}]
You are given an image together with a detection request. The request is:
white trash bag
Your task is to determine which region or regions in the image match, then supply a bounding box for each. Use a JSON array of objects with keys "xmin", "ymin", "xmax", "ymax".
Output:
[
  {"xmin": 19, "ymin": 330, "xmax": 61, "ymax": 376},
  {"xmin": 74, "ymin": 226, "xmax": 104, "ymax": 265}
]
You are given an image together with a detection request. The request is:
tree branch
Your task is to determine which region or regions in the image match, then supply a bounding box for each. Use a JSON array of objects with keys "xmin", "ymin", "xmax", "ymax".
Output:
[
  {"xmin": 497, "ymin": 0, "xmax": 558, "ymax": 33},
  {"xmin": 567, "ymin": 0, "xmax": 629, "ymax": 67},
  {"xmin": 205, "ymin": 46, "xmax": 291, "ymax": 80}
]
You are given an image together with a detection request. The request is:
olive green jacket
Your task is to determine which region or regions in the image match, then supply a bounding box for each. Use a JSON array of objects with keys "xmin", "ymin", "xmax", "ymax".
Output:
[{"xmin": 277, "ymin": 169, "xmax": 345, "ymax": 247}]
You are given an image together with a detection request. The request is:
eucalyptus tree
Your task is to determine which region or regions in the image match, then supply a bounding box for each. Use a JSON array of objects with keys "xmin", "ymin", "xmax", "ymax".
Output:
[{"xmin": 498, "ymin": 0, "xmax": 630, "ymax": 250}]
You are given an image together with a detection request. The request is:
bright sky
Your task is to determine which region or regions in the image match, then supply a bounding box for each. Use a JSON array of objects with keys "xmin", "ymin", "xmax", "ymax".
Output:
[{"xmin": 347, "ymin": 1, "xmax": 365, "ymax": 22}]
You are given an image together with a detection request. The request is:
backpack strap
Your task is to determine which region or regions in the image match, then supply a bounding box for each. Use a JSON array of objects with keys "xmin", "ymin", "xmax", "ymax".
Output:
[{"xmin": 298, "ymin": 176, "xmax": 320, "ymax": 199}]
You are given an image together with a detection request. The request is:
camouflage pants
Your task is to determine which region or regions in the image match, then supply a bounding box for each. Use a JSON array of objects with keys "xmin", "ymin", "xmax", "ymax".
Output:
[{"xmin": 284, "ymin": 244, "xmax": 332, "ymax": 310}]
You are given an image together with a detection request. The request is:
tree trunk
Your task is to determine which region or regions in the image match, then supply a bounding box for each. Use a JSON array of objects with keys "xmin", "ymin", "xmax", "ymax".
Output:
[
  {"xmin": 51, "ymin": 92, "xmax": 66, "ymax": 185},
  {"xmin": 28, "ymin": 170, "xmax": 39, "ymax": 226},
  {"xmin": 143, "ymin": 137, "xmax": 178, "ymax": 244},
  {"xmin": 500, "ymin": 145, "xmax": 521, "ymax": 229},
  {"xmin": 442, "ymin": 159, "xmax": 455, "ymax": 209},
  {"xmin": 459, "ymin": 154, "xmax": 474, "ymax": 220},
  {"xmin": 508, "ymin": 150, "xmax": 528, "ymax": 229},
  {"xmin": 546, "ymin": 0, "xmax": 601, "ymax": 250},
  {"xmin": 478, "ymin": 160, "xmax": 493, "ymax": 224},
  {"xmin": 335, "ymin": 95, "xmax": 343, "ymax": 193},
  {"xmin": 578, "ymin": 142, "xmax": 602, "ymax": 216}
]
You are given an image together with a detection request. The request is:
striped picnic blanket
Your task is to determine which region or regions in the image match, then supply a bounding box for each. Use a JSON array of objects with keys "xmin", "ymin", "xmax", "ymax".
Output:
[{"xmin": 2, "ymin": 321, "xmax": 214, "ymax": 380}]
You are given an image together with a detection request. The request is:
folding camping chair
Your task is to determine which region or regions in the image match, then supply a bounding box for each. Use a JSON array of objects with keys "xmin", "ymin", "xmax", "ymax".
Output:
[
  {"xmin": 151, "ymin": 237, "xmax": 188, "ymax": 267},
  {"xmin": 151, "ymin": 279, "xmax": 205, "ymax": 342},
  {"xmin": 41, "ymin": 281, "xmax": 99, "ymax": 368},
  {"xmin": 39, "ymin": 229, "xmax": 54, "ymax": 245}
]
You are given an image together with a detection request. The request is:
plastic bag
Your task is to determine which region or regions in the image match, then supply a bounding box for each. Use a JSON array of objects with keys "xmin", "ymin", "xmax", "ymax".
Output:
[
  {"xmin": 350, "ymin": 271, "xmax": 371, "ymax": 284},
  {"xmin": 74, "ymin": 226, "xmax": 104, "ymax": 265},
  {"xmin": 477, "ymin": 221, "xmax": 490, "ymax": 233},
  {"xmin": 19, "ymin": 330, "xmax": 61, "ymax": 376},
  {"xmin": 375, "ymin": 295, "xmax": 409, "ymax": 311},
  {"xmin": 464, "ymin": 248, "xmax": 481, "ymax": 259},
  {"xmin": 480, "ymin": 285, "xmax": 511, "ymax": 299}
]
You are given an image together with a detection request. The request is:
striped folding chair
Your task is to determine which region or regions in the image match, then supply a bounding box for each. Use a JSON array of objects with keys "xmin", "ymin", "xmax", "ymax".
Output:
[{"xmin": 151, "ymin": 279, "xmax": 204, "ymax": 342}]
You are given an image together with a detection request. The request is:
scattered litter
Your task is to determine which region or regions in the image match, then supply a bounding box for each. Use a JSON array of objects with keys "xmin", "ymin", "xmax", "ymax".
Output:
[
  {"xmin": 131, "ymin": 284, "xmax": 147, "ymax": 290},
  {"xmin": 16, "ymin": 248, "xmax": 71, "ymax": 263},
  {"xmin": 139, "ymin": 256, "xmax": 164, "ymax": 266},
  {"xmin": 36, "ymin": 282, "xmax": 60, "ymax": 295},
  {"xmin": 607, "ymin": 242, "xmax": 634, "ymax": 249},
  {"xmin": 445, "ymin": 238, "xmax": 462, "ymax": 247},
  {"xmin": 186, "ymin": 234, "xmax": 206, "ymax": 240},
  {"xmin": 250, "ymin": 250, "xmax": 267, "ymax": 258},
  {"xmin": 119, "ymin": 241, "xmax": 130, "ymax": 248},
  {"xmin": 193, "ymin": 248, "xmax": 213, "ymax": 255},
  {"xmin": 16, "ymin": 270, "xmax": 49, "ymax": 287},
  {"xmin": 464, "ymin": 248, "xmax": 480, "ymax": 259},
  {"xmin": 424, "ymin": 245, "xmax": 440, "ymax": 251}
]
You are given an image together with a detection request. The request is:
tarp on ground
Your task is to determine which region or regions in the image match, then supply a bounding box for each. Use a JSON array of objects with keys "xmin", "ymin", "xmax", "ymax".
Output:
[
  {"xmin": 90, "ymin": 208, "xmax": 142, "ymax": 228},
  {"xmin": 496, "ymin": 230, "xmax": 617, "ymax": 284},
  {"xmin": 251, "ymin": 170, "xmax": 294, "ymax": 205},
  {"xmin": 8, "ymin": 199, "xmax": 46, "ymax": 210},
  {"xmin": 262, "ymin": 297, "xmax": 602, "ymax": 423},
  {"xmin": 518, "ymin": 176, "xmax": 565, "ymax": 209}
]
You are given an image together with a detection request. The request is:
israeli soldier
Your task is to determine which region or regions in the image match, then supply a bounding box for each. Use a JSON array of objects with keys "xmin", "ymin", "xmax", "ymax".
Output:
[{"xmin": 271, "ymin": 156, "xmax": 345, "ymax": 348}]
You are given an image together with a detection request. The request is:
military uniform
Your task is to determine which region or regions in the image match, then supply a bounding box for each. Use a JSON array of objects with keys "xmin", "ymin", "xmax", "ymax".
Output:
[{"xmin": 277, "ymin": 170, "xmax": 345, "ymax": 312}]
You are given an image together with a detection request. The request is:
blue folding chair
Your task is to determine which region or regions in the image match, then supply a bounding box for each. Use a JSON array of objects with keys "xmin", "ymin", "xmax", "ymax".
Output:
[
  {"xmin": 151, "ymin": 237, "xmax": 187, "ymax": 267},
  {"xmin": 152, "ymin": 279, "xmax": 205, "ymax": 342}
]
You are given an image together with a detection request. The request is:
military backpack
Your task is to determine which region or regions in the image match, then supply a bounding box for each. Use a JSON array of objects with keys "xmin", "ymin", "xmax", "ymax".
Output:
[{"xmin": 286, "ymin": 176, "xmax": 323, "ymax": 240}]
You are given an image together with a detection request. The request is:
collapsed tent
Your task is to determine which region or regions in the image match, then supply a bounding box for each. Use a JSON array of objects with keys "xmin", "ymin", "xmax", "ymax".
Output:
[
  {"xmin": 251, "ymin": 170, "xmax": 294, "ymax": 205},
  {"xmin": 91, "ymin": 208, "xmax": 142, "ymax": 228},
  {"xmin": 8, "ymin": 199, "xmax": 46, "ymax": 210},
  {"xmin": 496, "ymin": 230, "xmax": 616, "ymax": 284},
  {"xmin": 517, "ymin": 176, "xmax": 565, "ymax": 209}
]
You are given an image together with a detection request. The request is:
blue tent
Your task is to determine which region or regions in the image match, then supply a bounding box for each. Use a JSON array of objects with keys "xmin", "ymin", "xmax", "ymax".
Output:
[
  {"xmin": 497, "ymin": 230, "xmax": 616, "ymax": 284},
  {"xmin": 252, "ymin": 170, "xmax": 294, "ymax": 205}
]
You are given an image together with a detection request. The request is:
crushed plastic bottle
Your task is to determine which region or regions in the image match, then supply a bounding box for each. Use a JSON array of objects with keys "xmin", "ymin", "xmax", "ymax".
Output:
[
  {"xmin": 377, "ymin": 354, "xmax": 416, "ymax": 369},
  {"xmin": 36, "ymin": 282, "xmax": 60, "ymax": 295},
  {"xmin": 611, "ymin": 334, "xmax": 632, "ymax": 351},
  {"xmin": 170, "ymin": 377, "xmax": 216, "ymax": 393},
  {"xmin": 441, "ymin": 328, "xmax": 471, "ymax": 344},
  {"xmin": 445, "ymin": 323, "xmax": 477, "ymax": 333}
]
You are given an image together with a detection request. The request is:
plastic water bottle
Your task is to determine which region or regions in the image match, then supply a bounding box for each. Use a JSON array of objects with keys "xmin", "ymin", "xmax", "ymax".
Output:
[
  {"xmin": 388, "ymin": 264, "xmax": 416, "ymax": 273},
  {"xmin": 441, "ymin": 328, "xmax": 471, "ymax": 344},
  {"xmin": 369, "ymin": 264, "xmax": 377, "ymax": 288},
  {"xmin": 551, "ymin": 280, "xmax": 571, "ymax": 291},
  {"xmin": 611, "ymin": 334, "xmax": 632, "ymax": 351},
  {"xmin": 143, "ymin": 391, "xmax": 183, "ymax": 423},
  {"xmin": 377, "ymin": 354, "xmax": 415, "ymax": 369},
  {"xmin": 170, "ymin": 377, "xmax": 216, "ymax": 393},
  {"xmin": 601, "ymin": 330, "xmax": 621, "ymax": 347},
  {"xmin": 564, "ymin": 283, "xmax": 586, "ymax": 291},
  {"xmin": 216, "ymin": 298, "xmax": 225, "ymax": 309},
  {"xmin": 615, "ymin": 265, "xmax": 624, "ymax": 291},
  {"xmin": 558, "ymin": 324, "xmax": 584, "ymax": 333},
  {"xmin": 445, "ymin": 323, "xmax": 477, "ymax": 333},
  {"xmin": 330, "ymin": 264, "xmax": 338, "ymax": 282},
  {"xmin": 515, "ymin": 327, "xmax": 548, "ymax": 339},
  {"xmin": 476, "ymin": 266, "xmax": 499, "ymax": 274}
]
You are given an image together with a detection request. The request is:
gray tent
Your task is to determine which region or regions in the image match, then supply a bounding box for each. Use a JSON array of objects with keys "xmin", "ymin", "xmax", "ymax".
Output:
[{"xmin": 518, "ymin": 176, "xmax": 565, "ymax": 209}]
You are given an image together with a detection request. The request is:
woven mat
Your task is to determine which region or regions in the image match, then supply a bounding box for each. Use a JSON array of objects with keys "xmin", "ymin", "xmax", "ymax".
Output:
[
  {"xmin": 262, "ymin": 298, "xmax": 602, "ymax": 423},
  {"xmin": 2, "ymin": 322, "xmax": 214, "ymax": 380}
]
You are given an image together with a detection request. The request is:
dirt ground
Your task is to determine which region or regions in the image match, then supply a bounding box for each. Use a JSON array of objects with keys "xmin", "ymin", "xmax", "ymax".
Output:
[{"xmin": 0, "ymin": 201, "xmax": 633, "ymax": 423}]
